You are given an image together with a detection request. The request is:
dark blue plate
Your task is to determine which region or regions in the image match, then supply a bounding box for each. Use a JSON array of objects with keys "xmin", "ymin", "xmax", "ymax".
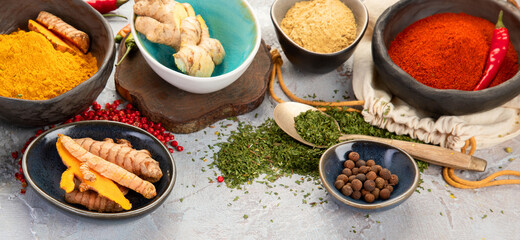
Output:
[
  {"xmin": 22, "ymin": 120, "xmax": 176, "ymax": 219},
  {"xmin": 320, "ymin": 140, "xmax": 419, "ymax": 211}
]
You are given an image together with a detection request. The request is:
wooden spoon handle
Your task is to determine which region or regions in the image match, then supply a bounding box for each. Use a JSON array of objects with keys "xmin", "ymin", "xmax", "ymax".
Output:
[{"xmin": 339, "ymin": 134, "xmax": 487, "ymax": 172}]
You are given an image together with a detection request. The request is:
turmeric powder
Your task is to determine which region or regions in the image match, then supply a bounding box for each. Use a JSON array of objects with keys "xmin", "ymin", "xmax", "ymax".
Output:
[{"xmin": 0, "ymin": 30, "xmax": 97, "ymax": 100}]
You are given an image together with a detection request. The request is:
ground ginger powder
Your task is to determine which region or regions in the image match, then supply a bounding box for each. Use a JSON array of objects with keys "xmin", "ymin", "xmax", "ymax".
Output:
[
  {"xmin": 0, "ymin": 30, "xmax": 98, "ymax": 100},
  {"xmin": 280, "ymin": 0, "xmax": 357, "ymax": 53}
]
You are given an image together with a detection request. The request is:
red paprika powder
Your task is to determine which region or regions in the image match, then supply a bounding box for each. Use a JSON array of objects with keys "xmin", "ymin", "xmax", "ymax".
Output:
[{"xmin": 388, "ymin": 13, "xmax": 518, "ymax": 91}]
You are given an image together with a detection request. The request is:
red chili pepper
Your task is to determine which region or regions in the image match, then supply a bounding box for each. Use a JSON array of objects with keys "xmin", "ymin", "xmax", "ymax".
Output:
[
  {"xmin": 86, "ymin": 0, "xmax": 129, "ymax": 14},
  {"xmin": 474, "ymin": 11, "xmax": 509, "ymax": 91}
]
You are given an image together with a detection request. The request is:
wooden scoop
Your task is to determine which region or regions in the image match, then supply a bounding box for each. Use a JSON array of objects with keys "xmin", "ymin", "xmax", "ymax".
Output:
[{"xmin": 273, "ymin": 102, "xmax": 487, "ymax": 172}]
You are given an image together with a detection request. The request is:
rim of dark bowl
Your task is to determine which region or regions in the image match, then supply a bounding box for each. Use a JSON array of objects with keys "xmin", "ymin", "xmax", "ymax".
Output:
[
  {"xmin": 319, "ymin": 140, "xmax": 420, "ymax": 210},
  {"xmin": 373, "ymin": 0, "xmax": 520, "ymax": 102},
  {"xmin": 0, "ymin": 0, "xmax": 115, "ymax": 103},
  {"xmin": 21, "ymin": 120, "xmax": 176, "ymax": 219},
  {"xmin": 270, "ymin": 0, "xmax": 369, "ymax": 56}
]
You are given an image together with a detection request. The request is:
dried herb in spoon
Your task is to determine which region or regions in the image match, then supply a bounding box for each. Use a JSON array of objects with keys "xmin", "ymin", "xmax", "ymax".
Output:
[{"xmin": 294, "ymin": 110, "xmax": 340, "ymax": 147}]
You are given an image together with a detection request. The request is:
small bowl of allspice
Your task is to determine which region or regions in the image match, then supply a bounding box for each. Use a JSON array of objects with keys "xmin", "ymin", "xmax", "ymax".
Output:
[
  {"xmin": 270, "ymin": 0, "xmax": 368, "ymax": 73},
  {"xmin": 319, "ymin": 140, "xmax": 420, "ymax": 211}
]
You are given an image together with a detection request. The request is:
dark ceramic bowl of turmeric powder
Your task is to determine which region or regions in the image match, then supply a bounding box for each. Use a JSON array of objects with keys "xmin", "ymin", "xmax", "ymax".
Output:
[
  {"xmin": 271, "ymin": 0, "xmax": 369, "ymax": 73},
  {"xmin": 373, "ymin": 0, "xmax": 520, "ymax": 115},
  {"xmin": 0, "ymin": 0, "xmax": 115, "ymax": 126}
]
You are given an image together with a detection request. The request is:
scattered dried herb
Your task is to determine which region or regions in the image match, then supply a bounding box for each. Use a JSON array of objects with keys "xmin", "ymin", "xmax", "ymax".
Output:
[
  {"xmin": 295, "ymin": 110, "xmax": 341, "ymax": 147},
  {"xmin": 212, "ymin": 109, "xmax": 429, "ymax": 189}
]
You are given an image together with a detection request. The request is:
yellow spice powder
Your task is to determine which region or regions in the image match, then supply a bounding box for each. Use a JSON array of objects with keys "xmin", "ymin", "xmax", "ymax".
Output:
[
  {"xmin": 0, "ymin": 30, "xmax": 98, "ymax": 100},
  {"xmin": 281, "ymin": 0, "xmax": 357, "ymax": 53}
]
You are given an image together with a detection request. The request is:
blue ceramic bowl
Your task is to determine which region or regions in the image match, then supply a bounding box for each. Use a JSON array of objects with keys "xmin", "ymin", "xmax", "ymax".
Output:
[
  {"xmin": 22, "ymin": 121, "xmax": 176, "ymax": 219},
  {"xmin": 319, "ymin": 140, "xmax": 419, "ymax": 211},
  {"xmin": 131, "ymin": 0, "xmax": 261, "ymax": 94}
]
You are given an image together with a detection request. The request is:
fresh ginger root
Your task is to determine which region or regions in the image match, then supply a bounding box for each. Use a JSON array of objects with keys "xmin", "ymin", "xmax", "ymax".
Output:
[
  {"xmin": 134, "ymin": 0, "xmax": 225, "ymax": 77},
  {"xmin": 58, "ymin": 135, "xmax": 157, "ymax": 199},
  {"xmin": 57, "ymin": 138, "xmax": 132, "ymax": 210},
  {"xmin": 73, "ymin": 137, "xmax": 163, "ymax": 183},
  {"xmin": 36, "ymin": 11, "xmax": 90, "ymax": 53}
]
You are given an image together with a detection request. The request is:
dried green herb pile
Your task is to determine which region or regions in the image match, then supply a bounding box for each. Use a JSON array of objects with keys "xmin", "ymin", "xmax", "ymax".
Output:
[
  {"xmin": 295, "ymin": 110, "xmax": 341, "ymax": 147},
  {"xmin": 212, "ymin": 109, "xmax": 427, "ymax": 188}
]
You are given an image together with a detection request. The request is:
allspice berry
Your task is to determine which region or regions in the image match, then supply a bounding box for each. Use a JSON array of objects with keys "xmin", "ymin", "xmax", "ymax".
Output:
[
  {"xmin": 342, "ymin": 168, "xmax": 352, "ymax": 176},
  {"xmin": 364, "ymin": 179, "xmax": 376, "ymax": 192},
  {"xmin": 352, "ymin": 167, "xmax": 360, "ymax": 175},
  {"xmin": 371, "ymin": 188, "xmax": 380, "ymax": 199},
  {"xmin": 380, "ymin": 168, "xmax": 391, "ymax": 180},
  {"xmin": 348, "ymin": 151, "xmax": 360, "ymax": 161},
  {"xmin": 380, "ymin": 188, "xmax": 391, "ymax": 200},
  {"xmin": 337, "ymin": 174, "xmax": 349, "ymax": 182},
  {"xmin": 351, "ymin": 179, "xmax": 363, "ymax": 191},
  {"xmin": 371, "ymin": 165, "xmax": 382, "ymax": 174},
  {"xmin": 356, "ymin": 173, "xmax": 366, "ymax": 182},
  {"xmin": 341, "ymin": 185, "xmax": 353, "ymax": 196},
  {"xmin": 348, "ymin": 175, "xmax": 356, "ymax": 183},
  {"xmin": 385, "ymin": 185, "xmax": 394, "ymax": 193},
  {"xmin": 366, "ymin": 171, "xmax": 377, "ymax": 181},
  {"xmin": 359, "ymin": 166, "xmax": 369, "ymax": 174},
  {"xmin": 361, "ymin": 189, "xmax": 369, "ymax": 196},
  {"xmin": 334, "ymin": 180, "xmax": 345, "ymax": 190},
  {"xmin": 351, "ymin": 190, "xmax": 362, "ymax": 200},
  {"xmin": 375, "ymin": 177, "xmax": 385, "ymax": 189},
  {"xmin": 364, "ymin": 193, "xmax": 375, "ymax": 203},
  {"xmin": 344, "ymin": 160, "xmax": 355, "ymax": 169},
  {"xmin": 356, "ymin": 160, "xmax": 366, "ymax": 168},
  {"xmin": 389, "ymin": 174, "xmax": 399, "ymax": 186},
  {"xmin": 366, "ymin": 159, "xmax": 376, "ymax": 167}
]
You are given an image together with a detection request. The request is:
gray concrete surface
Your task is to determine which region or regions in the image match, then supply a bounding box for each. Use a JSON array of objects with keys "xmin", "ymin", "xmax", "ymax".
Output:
[{"xmin": 0, "ymin": 1, "xmax": 518, "ymax": 239}]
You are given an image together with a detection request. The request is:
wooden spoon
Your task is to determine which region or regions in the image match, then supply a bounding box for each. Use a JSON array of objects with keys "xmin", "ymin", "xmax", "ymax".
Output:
[{"xmin": 273, "ymin": 102, "xmax": 487, "ymax": 172}]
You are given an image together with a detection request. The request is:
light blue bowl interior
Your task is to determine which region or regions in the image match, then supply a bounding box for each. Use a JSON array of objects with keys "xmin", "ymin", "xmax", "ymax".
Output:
[{"xmin": 135, "ymin": 0, "xmax": 258, "ymax": 77}]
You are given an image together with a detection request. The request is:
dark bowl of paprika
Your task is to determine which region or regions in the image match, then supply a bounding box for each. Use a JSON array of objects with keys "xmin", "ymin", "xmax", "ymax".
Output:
[
  {"xmin": 372, "ymin": 0, "xmax": 520, "ymax": 116},
  {"xmin": 0, "ymin": 0, "xmax": 115, "ymax": 126}
]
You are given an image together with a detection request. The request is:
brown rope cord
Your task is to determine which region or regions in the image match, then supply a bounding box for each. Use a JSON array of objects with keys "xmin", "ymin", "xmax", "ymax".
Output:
[
  {"xmin": 269, "ymin": 49, "xmax": 363, "ymax": 111},
  {"xmin": 443, "ymin": 137, "xmax": 520, "ymax": 188}
]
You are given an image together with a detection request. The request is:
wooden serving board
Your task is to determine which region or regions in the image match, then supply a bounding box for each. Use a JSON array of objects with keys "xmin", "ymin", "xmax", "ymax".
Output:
[{"xmin": 114, "ymin": 40, "xmax": 272, "ymax": 133}]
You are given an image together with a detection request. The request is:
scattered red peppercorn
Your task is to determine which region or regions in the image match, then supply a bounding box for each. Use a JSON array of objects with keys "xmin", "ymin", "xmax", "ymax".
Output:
[
  {"xmin": 176, "ymin": 146, "xmax": 184, "ymax": 152},
  {"xmin": 11, "ymin": 151, "xmax": 18, "ymax": 159},
  {"xmin": 171, "ymin": 141, "xmax": 178, "ymax": 147},
  {"xmin": 217, "ymin": 176, "xmax": 224, "ymax": 182}
]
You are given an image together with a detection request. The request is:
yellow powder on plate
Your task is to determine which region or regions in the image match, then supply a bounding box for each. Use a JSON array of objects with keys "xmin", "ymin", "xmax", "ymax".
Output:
[
  {"xmin": 0, "ymin": 30, "xmax": 98, "ymax": 100},
  {"xmin": 280, "ymin": 0, "xmax": 357, "ymax": 53}
]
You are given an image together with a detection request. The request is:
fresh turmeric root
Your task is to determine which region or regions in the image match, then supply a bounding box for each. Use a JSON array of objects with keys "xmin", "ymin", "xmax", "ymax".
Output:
[
  {"xmin": 66, "ymin": 190, "xmax": 123, "ymax": 212},
  {"xmin": 57, "ymin": 139, "xmax": 132, "ymax": 210},
  {"xmin": 73, "ymin": 137, "xmax": 163, "ymax": 183},
  {"xmin": 36, "ymin": 11, "xmax": 90, "ymax": 53},
  {"xmin": 134, "ymin": 0, "xmax": 225, "ymax": 77},
  {"xmin": 58, "ymin": 135, "xmax": 157, "ymax": 199},
  {"xmin": 65, "ymin": 188, "xmax": 124, "ymax": 212},
  {"xmin": 28, "ymin": 19, "xmax": 81, "ymax": 55}
]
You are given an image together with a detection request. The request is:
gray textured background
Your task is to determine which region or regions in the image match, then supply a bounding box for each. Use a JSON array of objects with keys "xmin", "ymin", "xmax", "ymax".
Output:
[{"xmin": 0, "ymin": 1, "xmax": 519, "ymax": 239}]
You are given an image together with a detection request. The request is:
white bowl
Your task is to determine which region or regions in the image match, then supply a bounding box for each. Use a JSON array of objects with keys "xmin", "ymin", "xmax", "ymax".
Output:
[{"xmin": 131, "ymin": 0, "xmax": 261, "ymax": 94}]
